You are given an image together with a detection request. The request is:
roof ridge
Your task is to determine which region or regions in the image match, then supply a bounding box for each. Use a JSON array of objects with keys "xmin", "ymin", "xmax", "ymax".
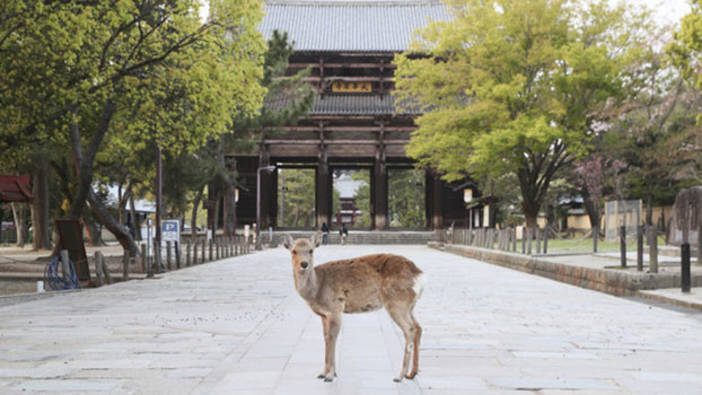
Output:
[{"xmin": 265, "ymin": 1, "xmax": 442, "ymax": 6}]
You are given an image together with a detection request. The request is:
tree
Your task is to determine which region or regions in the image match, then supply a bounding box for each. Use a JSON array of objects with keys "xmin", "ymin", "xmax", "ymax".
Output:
[
  {"xmin": 394, "ymin": 0, "xmax": 645, "ymax": 229},
  {"xmin": 279, "ymin": 169, "xmax": 316, "ymax": 227},
  {"xmin": 388, "ymin": 169, "xmax": 425, "ymax": 228},
  {"xmin": 1, "ymin": 1, "xmax": 267, "ymax": 254},
  {"xmin": 572, "ymin": 154, "xmax": 626, "ymax": 233}
]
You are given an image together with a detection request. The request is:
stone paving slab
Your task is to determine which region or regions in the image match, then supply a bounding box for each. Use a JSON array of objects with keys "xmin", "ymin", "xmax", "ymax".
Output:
[{"xmin": 1, "ymin": 245, "xmax": 702, "ymax": 394}]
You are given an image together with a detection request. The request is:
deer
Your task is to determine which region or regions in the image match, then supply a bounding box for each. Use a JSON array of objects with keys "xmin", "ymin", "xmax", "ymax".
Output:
[{"xmin": 282, "ymin": 233, "xmax": 424, "ymax": 383}]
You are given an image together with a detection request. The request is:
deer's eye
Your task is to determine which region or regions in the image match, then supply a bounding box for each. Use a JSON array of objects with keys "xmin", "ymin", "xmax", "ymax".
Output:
[
  {"xmin": 309, "ymin": 249, "xmax": 313, "ymax": 254},
  {"xmin": 292, "ymin": 250, "xmax": 297, "ymax": 255}
]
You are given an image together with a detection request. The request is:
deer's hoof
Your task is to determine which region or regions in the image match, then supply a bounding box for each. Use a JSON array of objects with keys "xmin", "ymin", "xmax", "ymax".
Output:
[
  {"xmin": 406, "ymin": 372, "xmax": 417, "ymax": 380},
  {"xmin": 323, "ymin": 376, "xmax": 334, "ymax": 383},
  {"xmin": 316, "ymin": 374, "xmax": 326, "ymax": 379},
  {"xmin": 393, "ymin": 376, "xmax": 403, "ymax": 383}
]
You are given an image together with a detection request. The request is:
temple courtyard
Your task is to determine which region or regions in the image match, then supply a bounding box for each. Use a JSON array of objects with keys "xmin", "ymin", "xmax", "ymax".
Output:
[{"xmin": 1, "ymin": 245, "xmax": 702, "ymax": 394}]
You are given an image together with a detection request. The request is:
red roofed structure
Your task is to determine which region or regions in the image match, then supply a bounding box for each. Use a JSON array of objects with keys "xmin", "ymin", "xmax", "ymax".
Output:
[{"xmin": 0, "ymin": 175, "xmax": 33, "ymax": 203}]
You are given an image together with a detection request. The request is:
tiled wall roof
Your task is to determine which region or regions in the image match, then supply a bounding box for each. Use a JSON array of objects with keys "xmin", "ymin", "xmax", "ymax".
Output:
[{"xmin": 260, "ymin": 1, "xmax": 449, "ymax": 52}]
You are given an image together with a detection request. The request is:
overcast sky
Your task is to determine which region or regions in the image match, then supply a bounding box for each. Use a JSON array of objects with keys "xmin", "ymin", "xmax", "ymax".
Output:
[{"xmin": 631, "ymin": 0, "xmax": 691, "ymax": 26}]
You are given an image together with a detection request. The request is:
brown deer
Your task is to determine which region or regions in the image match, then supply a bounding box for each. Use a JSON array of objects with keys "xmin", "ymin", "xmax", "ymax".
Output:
[{"xmin": 283, "ymin": 233, "xmax": 424, "ymax": 382}]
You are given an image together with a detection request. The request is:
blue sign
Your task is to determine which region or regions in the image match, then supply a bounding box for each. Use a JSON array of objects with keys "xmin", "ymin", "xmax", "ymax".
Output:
[{"xmin": 162, "ymin": 220, "xmax": 180, "ymax": 242}]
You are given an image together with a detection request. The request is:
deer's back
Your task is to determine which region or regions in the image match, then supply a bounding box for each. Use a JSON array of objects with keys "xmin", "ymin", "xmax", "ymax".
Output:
[{"xmin": 316, "ymin": 254, "xmax": 422, "ymax": 313}]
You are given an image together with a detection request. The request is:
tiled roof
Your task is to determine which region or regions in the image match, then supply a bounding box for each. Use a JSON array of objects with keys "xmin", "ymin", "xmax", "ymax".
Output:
[
  {"xmin": 265, "ymin": 94, "xmax": 420, "ymax": 115},
  {"xmin": 260, "ymin": 1, "xmax": 449, "ymax": 52}
]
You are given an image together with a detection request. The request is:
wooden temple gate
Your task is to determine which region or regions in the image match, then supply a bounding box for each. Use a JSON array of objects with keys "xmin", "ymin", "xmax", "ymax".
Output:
[{"xmin": 225, "ymin": 1, "xmax": 488, "ymax": 231}]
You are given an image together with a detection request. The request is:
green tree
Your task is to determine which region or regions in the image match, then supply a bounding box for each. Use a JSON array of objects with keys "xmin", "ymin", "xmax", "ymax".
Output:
[
  {"xmin": 279, "ymin": 169, "xmax": 316, "ymax": 227},
  {"xmin": 1, "ymin": 1, "xmax": 267, "ymax": 254},
  {"xmin": 395, "ymin": 0, "xmax": 644, "ymax": 229},
  {"xmin": 388, "ymin": 169, "xmax": 425, "ymax": 228}
]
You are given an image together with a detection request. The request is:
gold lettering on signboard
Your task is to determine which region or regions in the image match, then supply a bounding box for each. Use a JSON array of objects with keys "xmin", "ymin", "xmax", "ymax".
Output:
[{"xmin": 332, "ymin": 81, "xmax": 372, "ymax": 93}]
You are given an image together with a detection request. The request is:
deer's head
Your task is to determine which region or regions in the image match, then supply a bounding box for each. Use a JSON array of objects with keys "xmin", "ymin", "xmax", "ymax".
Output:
[{"xmin": 283, "ymin": 233, "xmax": 322, "ymax": 274}]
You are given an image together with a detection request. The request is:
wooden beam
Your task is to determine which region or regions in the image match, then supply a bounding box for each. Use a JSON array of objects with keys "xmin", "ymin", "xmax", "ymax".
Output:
[
  {"xmin": 299, "ymin": 76, "xmax": 394, "ymax": 82},
  {"xmin": 263, "ymin": 139, "xmax": 409, "ymax": 145},
  {"xmin": 278, "ymin": 126, "xmax": 416, "ymax": 132},
  {"xmin": 288, "ymin": 62, "xmax": 397, "ymax": 69}
]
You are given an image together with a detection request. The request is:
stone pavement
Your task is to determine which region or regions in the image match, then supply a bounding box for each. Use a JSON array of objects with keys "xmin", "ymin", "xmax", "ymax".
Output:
[{"xmin": 1, "ymin": 245, "xmax": 702, "ymax": 394}]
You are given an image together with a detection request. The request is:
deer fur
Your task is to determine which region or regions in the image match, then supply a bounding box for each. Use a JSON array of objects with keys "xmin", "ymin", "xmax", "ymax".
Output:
[{"xmin": 283, "ymin": 233, "xmax": 424, "ymax": 382}]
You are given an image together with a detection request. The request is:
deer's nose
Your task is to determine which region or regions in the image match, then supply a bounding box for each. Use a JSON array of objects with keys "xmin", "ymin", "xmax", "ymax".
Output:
[{"xmin": 300, "ymin": 261, "xmax": 309, "ymax": 269}]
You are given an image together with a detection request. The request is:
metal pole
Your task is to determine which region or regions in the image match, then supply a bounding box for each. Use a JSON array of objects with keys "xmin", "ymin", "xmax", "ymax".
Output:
[
  {"xmin": 682, "ymin": 242, "xmax": 691, "ymax": 293},
  {"xmin": 620, "ymin": 225, "xmax": 626, "ymax": 268},
  {"xmin": 155, "ymin": 143, "xmax": 162, "ymax": 271}
]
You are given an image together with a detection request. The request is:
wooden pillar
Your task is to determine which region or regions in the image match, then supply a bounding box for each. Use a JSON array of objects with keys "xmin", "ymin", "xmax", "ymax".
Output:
[
  {"xmin": 315, "ymin": 122, "xmax": 330, "ymax": 228},
  {"xmin": 258, "ymin": 144, "xmax": 273, "ymax": 229},
  {"xmin": 372, "ymin": 121, "xmax": 388, "ymax": 230}
]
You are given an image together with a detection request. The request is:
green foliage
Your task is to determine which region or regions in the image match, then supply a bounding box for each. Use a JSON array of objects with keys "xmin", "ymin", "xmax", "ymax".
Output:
[
  {"xmin": 349, "ymin": 171, "xmax": 371, "ymax": 228},
  {"xmin": 394, "ymin": 0, "xmax": 646, "ymax": 225},
  {"xmin": 669, "ymin": 1, "xmax": 702, "ymax": 96},
  {"xmin": 278, "ymin": 168, "xmax": 315, "ymax": 227},
  {"xmin": 388, "ymin": 169, "xmax": 425, "ymax": 228}
]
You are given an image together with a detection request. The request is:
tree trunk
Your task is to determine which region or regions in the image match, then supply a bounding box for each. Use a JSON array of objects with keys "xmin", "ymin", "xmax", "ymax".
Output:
[
  {"xmin": 67, "ymin": 100, "xmax": 116, "ymax": 221},
  {"xmin": 128, "ymin": 192, "xmax": 140, "ymax": 241},
  {"xmin": 82, "ymin": 215, "xmax": 104, "ymax": 246},
  {"xmin": 31, "ymin": 157, "xmax": 51, "ymax": 250},
  {"xmin": 11, "ymin": 203, "xmax": 27, "ymax": 247},
  {"xmin": 191, "ymin": 186, "xmax": 204, "ymax": 241},
  {"xmin": 582, "ymin": 197, "xmax": 601, "ymax": 237},
  {"xmin": 212, "ymin": 191, "xmax": 221, "ymax": 239},
  {"xmin": 87, "ymin": 188, "xmax": 139, "ymax": 255}
]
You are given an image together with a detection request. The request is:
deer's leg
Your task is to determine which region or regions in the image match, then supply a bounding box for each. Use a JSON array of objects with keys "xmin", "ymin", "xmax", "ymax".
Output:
[
  {"xmin": 386, "ymin": 304, "xmax": 415, "ymax": 382},
  {"xmin": 322, "ymin": 314, "xmax": 341, "ymax": 382},
  {"xmin": 317, "ymin": 315, "xmax": 330, "ymax": 379},
  {"xmin": 407, "ymin": 312, "xmax": 422, "ymax": 379}
]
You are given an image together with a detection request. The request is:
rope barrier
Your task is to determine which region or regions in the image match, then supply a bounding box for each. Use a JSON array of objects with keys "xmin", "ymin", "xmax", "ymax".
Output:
[{"xmin": 44, "ymin": 255, "xmax": 80, "ymax": 291}]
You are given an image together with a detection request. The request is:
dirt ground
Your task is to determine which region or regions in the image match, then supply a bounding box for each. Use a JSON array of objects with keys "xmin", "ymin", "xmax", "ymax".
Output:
[{"xmin": 0, "ymin": 244, "xmax": 139, "ymax": 296}]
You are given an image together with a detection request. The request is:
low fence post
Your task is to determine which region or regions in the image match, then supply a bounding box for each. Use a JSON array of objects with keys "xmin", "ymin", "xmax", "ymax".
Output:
[
  {"xmin": 636, "ymin": 225, "xmax": 643, "ymax": 272},
  {"xmin": 122, "ymin": 248, "xmax": 130, "ymax": 281},
  {"xmin": 166, "ymin": 241, "xmax": 172, "ymax": 271},
  {"xmin": 619, "ymin": 225, "xmax": 627, "ymax": 268},
  {"xmin": 543, "ymin": 224, "xmax": 549, "ymax": 255},
  {"xmin": 175, "ymin": 241, "xmax": 181, "ymax": 269},
  {"xmin": 536, "ymin": 228, "xmax": 542, "ymax": 254},
  {"xmin": 521, "ymin": 227, "xmax": 526, "ymax": 254},
  {"xmin": 527, "ymin": 228, "xmax": 533, "ymax": 255},
  {"xmin": 141, "ymin": 243, "xmax": 148, "ymax": 275},
  {"xmin": 648, "ymin": 225, "xmax": 658, "ymax": 273},
  {"xmin": 154, "ymin": 239, "xmax": 161, "ymax": 274},
  {"xmin": 682, "ymin": 242, "xmax": 691, "ymax": 293},
  {"xmin": 94, "ymin": 251, "xmax": 104, "ymax": 286},
  {"xmin": 192, "ymin": 239, "xmax": 197, "ymax": 265},
  {"xmin": 593, "ymin": 226, "xmax": 599, "ymax": 253},
  {"xmin": 201, "ymin": 238, "xmax": 206, "ymax": 263}
]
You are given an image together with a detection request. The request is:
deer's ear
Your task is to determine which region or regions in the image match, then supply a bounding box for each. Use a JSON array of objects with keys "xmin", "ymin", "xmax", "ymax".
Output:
[
  {"xmin": 311, "ymin": 231, "xmax": 322, "ymax": 248},
  {"xmin": 282, "ymin": 234, "xmax": 294, "ymax": 250}
]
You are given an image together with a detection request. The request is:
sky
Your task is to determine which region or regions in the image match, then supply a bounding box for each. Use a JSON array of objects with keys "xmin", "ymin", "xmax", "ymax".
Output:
[{"xmin": 631, "ymin": 0, "xmax": 691, "ymax": 26}]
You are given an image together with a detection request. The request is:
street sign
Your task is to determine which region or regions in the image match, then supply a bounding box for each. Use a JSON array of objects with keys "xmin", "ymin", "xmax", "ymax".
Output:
[{"xmin": 162, "ymin": 219, "xmax": 180, "ymax": 243}]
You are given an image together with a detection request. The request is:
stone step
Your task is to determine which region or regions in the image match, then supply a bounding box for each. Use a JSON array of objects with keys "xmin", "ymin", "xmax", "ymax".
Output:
[{"xmin": 271, "ymin": 231, "xmax": 437, "ymax": 245}]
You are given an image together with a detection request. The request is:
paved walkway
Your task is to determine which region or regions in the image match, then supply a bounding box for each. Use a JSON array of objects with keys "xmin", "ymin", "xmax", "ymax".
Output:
[{"xmin": 1, "ymin": 245, "xmax": 702, "ymax": 394}]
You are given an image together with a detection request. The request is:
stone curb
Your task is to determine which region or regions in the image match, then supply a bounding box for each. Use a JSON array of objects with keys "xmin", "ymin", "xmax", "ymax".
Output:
[
  {"xmin": 428, "ymin": 242, "xmax": 702, "ymax": 297},
  {"xmin": 635, "ymin": 291, "xmax": 702, "ymax": 311}
]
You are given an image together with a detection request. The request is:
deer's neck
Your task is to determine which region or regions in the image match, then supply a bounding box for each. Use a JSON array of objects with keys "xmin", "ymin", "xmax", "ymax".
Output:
[{"xmin": 294, "ymin": 268, "xmax": 320, "ymax": 301}]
